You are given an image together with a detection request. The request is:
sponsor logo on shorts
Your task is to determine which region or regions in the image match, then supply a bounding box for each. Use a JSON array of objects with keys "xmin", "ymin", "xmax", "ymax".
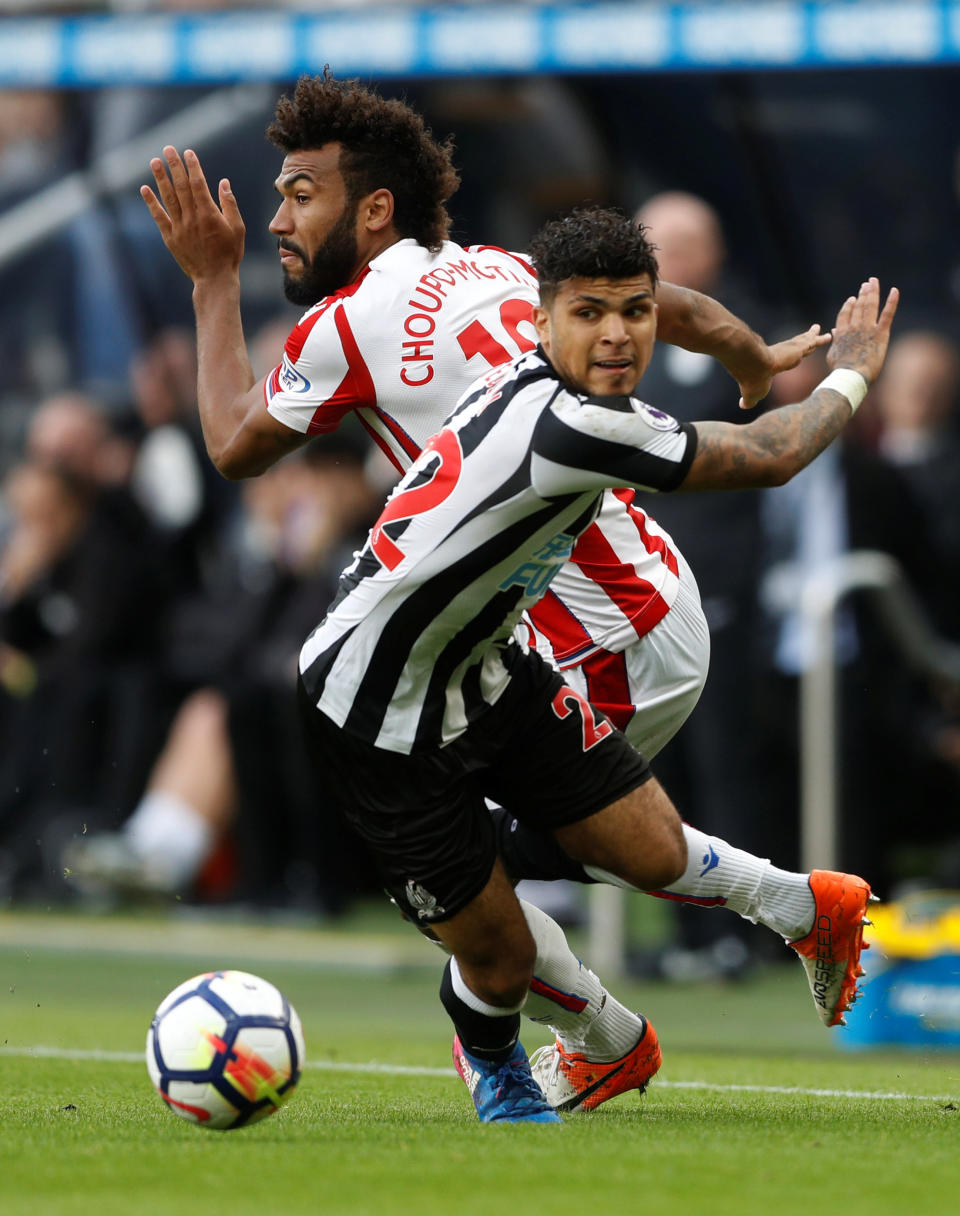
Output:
[{"xmin": 405, "ymin": 879, "xmax": 445, "ymax": 922}]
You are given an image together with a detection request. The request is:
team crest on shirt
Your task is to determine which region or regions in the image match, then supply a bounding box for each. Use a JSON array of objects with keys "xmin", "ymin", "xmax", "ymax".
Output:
[
  {"xmin": 634, "ymin": 400, "xmax": 677, "ymax": 430},
  {"xmin": 277, "ymin": 354, "xmax": 312, "ymax": 395}
]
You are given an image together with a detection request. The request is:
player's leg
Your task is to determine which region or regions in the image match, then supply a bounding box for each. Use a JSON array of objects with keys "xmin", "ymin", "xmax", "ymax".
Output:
[
  {"xmin": 503, "ymin": 568, "xmax": 870, "ymax": 1023},
  {"xmin": 562, "ymin": 619, "xmax": 873, "ymax": 1024},
  {"xmin": 487, "ymin": 653, "xmax": 675, "ymax": 1112},
  {"xmin": 421, "ymin": 861, "xmax": 562, "ymax": 1124},
  {"xmin": 296, "ymin": 682, "xmax": 558, "ymax": 1123},
  {"xmin": 553, "ymin": 772, "xmax": 686, "ymax": 890},
  {"xmin": 575, "ymin": 580, "xmax": 817, "ymax": 938},
  {"xmin": 393, "ymin": 875, "xmax": 659, "ymax": 1111},
  {"xmin": 390, "ymin": 873, "xmax": 658, "ymax": 1113},
  {"xmin": 518, "ymin": 897, "xmax": 661, "ymax": 1112},
  {"xmin": 554, "ymin": 774, "xmax": 873, "ymax": 1028},
  {"xmin": 431, "ymin": 856, "xmax": 536, "ymax": 1024},
  {"xmin": 490, "ymin": 794, "xmax": 658, "ymax": 1079}
]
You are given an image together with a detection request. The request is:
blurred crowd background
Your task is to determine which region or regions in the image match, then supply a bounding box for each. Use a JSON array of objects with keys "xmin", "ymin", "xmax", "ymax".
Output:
[{"xmin": 2, "ymin": 1, "xmax": 960, "ymax": 978}]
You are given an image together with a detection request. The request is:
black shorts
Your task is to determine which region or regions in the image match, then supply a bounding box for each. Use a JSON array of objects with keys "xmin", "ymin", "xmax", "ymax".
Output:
[{"xmin": 297, "ymin": 650, "xmax": 650, "ymax": 925}]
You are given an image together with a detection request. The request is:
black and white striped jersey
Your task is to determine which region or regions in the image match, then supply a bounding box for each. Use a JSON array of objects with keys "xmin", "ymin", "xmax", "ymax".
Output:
[{"xmin": 299, "ymin": 348, "xmax": 697, "ymax": 754}]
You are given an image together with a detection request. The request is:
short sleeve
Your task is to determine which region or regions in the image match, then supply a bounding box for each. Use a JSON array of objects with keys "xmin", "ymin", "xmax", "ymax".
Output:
[
  {"xmin": 531, "ymin": 391, "xmax": 697, "ymax": 497},
  {"xmin": 265, "ymin": 300, "xmax": 375, "ymax": 435}
]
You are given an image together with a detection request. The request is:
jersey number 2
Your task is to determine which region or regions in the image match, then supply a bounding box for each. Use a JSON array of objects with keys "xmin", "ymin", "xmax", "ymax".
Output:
[
  {"xmin": 371, "ymin": 429, "xmax": 462, "ymax": 571},
  {"xmin": 551, "ymin": 687, "xmax": 613, "ymax": 752}
]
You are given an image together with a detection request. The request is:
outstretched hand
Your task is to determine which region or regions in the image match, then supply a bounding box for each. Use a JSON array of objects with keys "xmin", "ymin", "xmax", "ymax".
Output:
[
  {"xmin": 140, "ymin": 146, "xmax": 245, "ymax": 284},
  {"xmin": 827, "ymin": 277, "xmax": 899, "ymax": 386},
  {"xmin": 737, "ymin": 323, "xmax": 832, "ymax": 410}
]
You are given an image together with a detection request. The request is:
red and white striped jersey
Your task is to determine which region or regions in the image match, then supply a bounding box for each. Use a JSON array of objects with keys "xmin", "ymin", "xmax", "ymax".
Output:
[
  {"xmin": 525, "ymin": 494, "xmax": 682, "ymax": 669},
  {"xmin": 265, "ymin": 237, "xmax": 685, "ymax": 664}
]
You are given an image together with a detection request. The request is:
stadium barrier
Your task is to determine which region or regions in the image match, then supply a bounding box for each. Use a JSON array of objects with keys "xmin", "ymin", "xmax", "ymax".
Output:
[{"xmin": 799, "ymin": 550, "xmax": 960, "ymax": 874}]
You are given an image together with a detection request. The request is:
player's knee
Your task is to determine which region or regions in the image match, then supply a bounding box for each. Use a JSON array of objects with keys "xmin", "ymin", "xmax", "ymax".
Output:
[{"xmin": 472, "ymin": 969, "xmax": 534, "ymax": 1011}]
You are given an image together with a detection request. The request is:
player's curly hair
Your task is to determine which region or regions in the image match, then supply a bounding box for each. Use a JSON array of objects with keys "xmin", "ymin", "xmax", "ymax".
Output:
[
  {"xmin": 267, "ymin": 70, "xmax": 460, "ymax": 253},
  {"xmin": 529, "ymin": 207, "xmax": 659, "ymax": 304}
]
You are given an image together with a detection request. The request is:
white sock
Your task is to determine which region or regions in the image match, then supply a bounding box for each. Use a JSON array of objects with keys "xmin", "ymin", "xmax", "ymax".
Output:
[
  {"xmin": 585, "ymin": 824, "xmax": 815, "ymax": 941},
  {"xmin": 580, "ymin": 995, "xmax": 647, "ymax": 1062},
  {"xmin": 755, "ymin": 865, "xmax": 817, "ymax": 941},
  {"xmin": 123, "ymin": 791, "xmax": 215, "ymax": 889},
  {"xmin": 518, "ymin": 899, "xmax": 643, "ymax": 1061}
]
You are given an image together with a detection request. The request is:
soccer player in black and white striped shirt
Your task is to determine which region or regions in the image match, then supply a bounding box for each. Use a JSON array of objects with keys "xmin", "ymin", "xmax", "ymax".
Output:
[{"xmin": 294, "ymin": 210, "xmax": 895, "ymax": 1121}]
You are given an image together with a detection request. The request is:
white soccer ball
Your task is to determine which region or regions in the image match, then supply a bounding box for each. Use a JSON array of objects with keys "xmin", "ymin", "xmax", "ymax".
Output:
[{"xmin": 146, "ymin": 970, "xmax": 306, "ymax": 1131}]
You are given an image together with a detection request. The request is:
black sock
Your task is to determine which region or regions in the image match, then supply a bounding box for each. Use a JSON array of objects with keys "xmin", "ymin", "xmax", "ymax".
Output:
[
  {"xmin": 440, "ymin": 959, "xmax": 520, "ymax": 1062},
  {"xmin": 490, "ymin": 807, "xmax": 595, "ymax": 885}
]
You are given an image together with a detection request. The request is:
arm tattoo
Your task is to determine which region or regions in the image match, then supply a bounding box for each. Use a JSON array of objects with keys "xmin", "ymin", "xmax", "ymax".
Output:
[
  {"xmin": 688, "ymin": 389, "xmax": 850, "ymax": 490},
  {"xmin": 830, "ymin": 333, "xmax": 876, "ymax": 369}
]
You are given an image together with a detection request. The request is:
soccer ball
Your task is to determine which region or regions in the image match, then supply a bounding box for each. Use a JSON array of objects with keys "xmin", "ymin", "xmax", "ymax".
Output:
[{"xmin": 146, "ymin": 970, "xmax": 305, "ymax": 1130}]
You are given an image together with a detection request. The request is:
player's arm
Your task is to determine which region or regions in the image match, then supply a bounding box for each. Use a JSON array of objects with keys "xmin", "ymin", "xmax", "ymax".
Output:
[
  {"xmin": 141, "ymin": 146, "xmax": 307, "ymax": 479},
  {"xmin": 191, "ymin": 275, "xmax": 307, "ymax": 478},
  {"xmin": 679, "ymin": 279, "xmax": 898, "ymax": 492},
  {"xmin": 655, "ymin": 280, "xmax": 831, "ymax": 410}
]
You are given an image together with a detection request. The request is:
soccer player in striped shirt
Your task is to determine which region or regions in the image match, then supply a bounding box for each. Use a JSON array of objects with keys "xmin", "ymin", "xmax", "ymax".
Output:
[
  {"xmin": 291, "ymin": 211, "xmax": 891, "ymax": 1120},
  {"xmin": 140, "ymin": 76, "xmax": 881, "ymax": 1118}
]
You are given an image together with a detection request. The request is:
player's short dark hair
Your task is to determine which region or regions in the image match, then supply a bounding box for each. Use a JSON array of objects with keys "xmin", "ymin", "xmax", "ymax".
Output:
[
  {"xmin": 267, "ymin": 70, "xmax": 460, "ymax": 253},
  {"xmin": 529, "ymin": 207, "xmax": 659, "ymax": 305}
]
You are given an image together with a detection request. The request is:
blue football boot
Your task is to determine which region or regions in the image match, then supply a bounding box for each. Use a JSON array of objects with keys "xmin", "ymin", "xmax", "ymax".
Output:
[{"xmin": 452, "ymin": 1036, "xmax": 562, "ymax": 1124}]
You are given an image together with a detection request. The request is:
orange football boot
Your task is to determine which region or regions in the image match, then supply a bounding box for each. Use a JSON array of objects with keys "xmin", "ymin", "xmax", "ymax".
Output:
[
  {"xmin": 788, "ymin": 870, "xmax": 873, "ymax": 1026},
  {"xmin": 528, "ymin": 1015, "xmax": 661, "ymax": 1112}
]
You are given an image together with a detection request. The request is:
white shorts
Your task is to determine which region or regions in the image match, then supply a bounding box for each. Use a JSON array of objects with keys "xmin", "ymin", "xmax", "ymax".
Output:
[{"xmin": 561, "ymin": 551, "xmax": 710, "ymax": 760}]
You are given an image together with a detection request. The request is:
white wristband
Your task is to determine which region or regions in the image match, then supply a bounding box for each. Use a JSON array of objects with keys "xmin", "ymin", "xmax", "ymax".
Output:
[{"xmin": 817, "ymin": 368, "xmax": 868, "ymax": 414}]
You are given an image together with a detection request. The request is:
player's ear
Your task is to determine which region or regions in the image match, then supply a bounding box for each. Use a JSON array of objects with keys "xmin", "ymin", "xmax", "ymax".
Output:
[
  {"xmin": 363, "ymin": 188, "xmax": 394, "ymax": 233},
  {"xmin": 533, "ymin": 304, "xmax": 552, "ymax": 349}
]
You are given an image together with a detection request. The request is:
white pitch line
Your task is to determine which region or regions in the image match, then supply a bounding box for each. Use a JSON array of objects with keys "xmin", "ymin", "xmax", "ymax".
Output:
[
  {"xmin": 654, "ymin": 1078, "xmax": 958, "ymax": 1103},
  {"xmin": 0, "ymin": 1045, "xmax": 954, "ymax": 1103}
]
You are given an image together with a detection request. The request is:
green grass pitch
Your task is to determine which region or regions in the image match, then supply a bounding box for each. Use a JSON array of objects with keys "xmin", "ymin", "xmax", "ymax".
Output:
[{"xmin": 1, "ymin": 906, "xmax": 958, "ymax": 1216}]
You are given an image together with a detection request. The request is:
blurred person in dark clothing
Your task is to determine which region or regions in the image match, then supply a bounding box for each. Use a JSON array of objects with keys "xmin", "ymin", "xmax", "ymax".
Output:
[
  {"xmin": 755, "ymin": 349, "xmax": 947, "ymax": 894},
  {"xmin": 0, "ymin": 395, "xmax": 168, "ymax": 895},
  {"xmin": 869, "ymin": 331, "xmax": 960, "ymax": 867},
  {"xmin": 11, "ymin": 394, "xmax": 163, "ymax": 671},
  {"xmin": 629, "ymin": 192, "xmax": 770, "ymax": 976},
  {"xmin": 0, "ymin": 463, "xmax": 93, "ymax": 660},
  {"xmin": 871, "ymin": 330, "xmax": 960, "ymax": 638}
]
